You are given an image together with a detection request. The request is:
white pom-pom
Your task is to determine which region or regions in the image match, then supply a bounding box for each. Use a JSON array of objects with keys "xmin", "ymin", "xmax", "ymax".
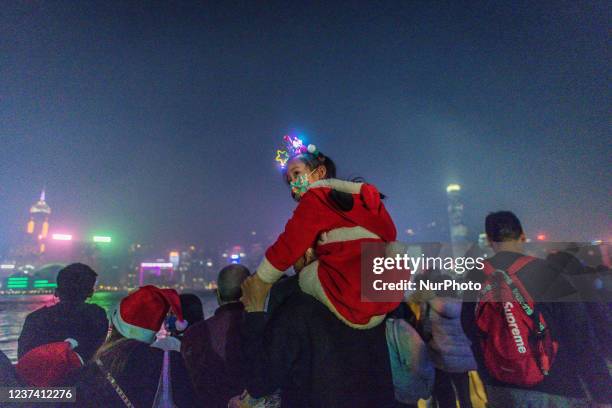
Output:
[
  {"xmin": 175, "ymin": 319, "xmax": 188, "ymax": 332},
  {"xmin": 307, "ymin": 144, "xmax": 316, "ymax": 153},
  {"xmin": 64, "ymin": 338, "xmax": 79, "ymax": 349}
]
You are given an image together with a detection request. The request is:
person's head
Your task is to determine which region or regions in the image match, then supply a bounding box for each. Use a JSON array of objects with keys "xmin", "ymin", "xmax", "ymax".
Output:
[
  {"xmin": 180, "ymin": 294, "xmax": 204, "ymax": 325},
  {"xmin": 284, "ymin": 152, "xmax": 336, "ymax": 201},
  {"xmin": 110, "ymin": 285, "xmax": 187, "ymax": 344},
  {"xmin": 55, "ymin": 263, "xmax": 98, "ymax": 302},
  {"xmin": 485, "ymin": 211, "xmax": 526, "ymax": 253},
  {"xmin": 96, "ymin": 323, "xmax": 139, "ymax": 376},
  {"xmin": 216, "ymin": 264, "xmax": 250, "ymax": 305}
]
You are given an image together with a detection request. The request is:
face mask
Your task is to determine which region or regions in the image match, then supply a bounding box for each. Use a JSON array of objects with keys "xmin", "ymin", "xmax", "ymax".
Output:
[{"xmin": 290, "ymin": 170, "xmax": 314, "ymax": 196}]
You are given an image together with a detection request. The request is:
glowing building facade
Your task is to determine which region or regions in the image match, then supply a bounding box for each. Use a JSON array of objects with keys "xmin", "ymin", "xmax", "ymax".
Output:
[
  {"xmin": 446, "ymin": 184, "xmax": 468, "ymax": 244},
  {"xmin": 26, "ymin": 189, "xmax": 51, "ymax": 254}
]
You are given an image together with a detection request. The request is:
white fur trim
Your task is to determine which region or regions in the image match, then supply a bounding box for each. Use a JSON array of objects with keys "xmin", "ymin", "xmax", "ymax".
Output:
[
  {"xmin": 63, "ymin": 338, "xmax": 84, "ymax": 365},
  {"xmin": 64, "ymin": 338, "xmax": 78, "ymax": 349},
  {"xmin": 111, "ymin": 305, "xmax": 157, "ymax": 344},
  {"xmin": 308, "ymin": 179, "xmax": 363, "ymax": 194},
  {"xmin": 298, "ymin": 260, "xmax": 386, "ymax": 329},
  {"xmin": 257, "ymin": 257, "xmax": 284, "ymax": 283},
  {"xmin": 318, "ymin": 226, "xmax": 381, "ymax": 246}
]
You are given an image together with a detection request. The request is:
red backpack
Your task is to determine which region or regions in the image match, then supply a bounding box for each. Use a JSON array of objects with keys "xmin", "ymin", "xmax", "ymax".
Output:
[{"xmin": 475, "ymin": 256, "xmax": 558, "ymax": 386}]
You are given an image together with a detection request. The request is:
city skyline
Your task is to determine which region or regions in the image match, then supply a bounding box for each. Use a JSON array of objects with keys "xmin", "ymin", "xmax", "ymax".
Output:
[{"xmin": 4, "ymin": 183, "xmax": 604, "ymax": 266}]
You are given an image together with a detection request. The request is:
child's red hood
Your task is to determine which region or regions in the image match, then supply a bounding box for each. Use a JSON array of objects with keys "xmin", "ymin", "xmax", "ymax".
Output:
[{"xmin": 307, "ymin": 179, "xmax": 397, "ymax": 242}]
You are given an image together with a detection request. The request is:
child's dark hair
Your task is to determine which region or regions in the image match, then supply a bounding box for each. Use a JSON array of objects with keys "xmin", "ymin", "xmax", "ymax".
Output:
[
  {"xmin": 283, "ymin": 152, "xmax": 336, "ymax": 183},
  {"xmin": 283, "ymin": 154, "xmax": 389, "ymax": 200}
]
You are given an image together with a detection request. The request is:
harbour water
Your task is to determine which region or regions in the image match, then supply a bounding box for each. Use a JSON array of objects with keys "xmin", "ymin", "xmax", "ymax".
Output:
[{"xmin": 0, "ymin": 291, "xmax": 219, "ymax": 363}]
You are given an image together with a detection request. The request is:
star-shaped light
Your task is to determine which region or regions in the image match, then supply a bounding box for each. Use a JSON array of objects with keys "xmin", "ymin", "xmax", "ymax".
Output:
[{"xmin": 275, "ymin": 149, "xmax": 290, "ymax": 167}]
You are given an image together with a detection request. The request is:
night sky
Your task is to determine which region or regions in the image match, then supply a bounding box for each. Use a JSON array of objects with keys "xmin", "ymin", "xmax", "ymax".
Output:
[{"xmin": 1, "ymin": 1, "xmax": 610, "ymax": 252}]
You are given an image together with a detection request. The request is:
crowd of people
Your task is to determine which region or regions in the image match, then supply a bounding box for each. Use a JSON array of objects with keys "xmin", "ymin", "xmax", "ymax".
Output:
[{"xmin": 1, "ymin": 148, "xmax": 611, "ymax": 408}]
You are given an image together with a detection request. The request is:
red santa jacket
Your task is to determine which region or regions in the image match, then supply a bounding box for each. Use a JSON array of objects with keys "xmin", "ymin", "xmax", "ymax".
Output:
[{"xmin": 257, "ymin": 179, "xmax": 399, "ymax": 327}]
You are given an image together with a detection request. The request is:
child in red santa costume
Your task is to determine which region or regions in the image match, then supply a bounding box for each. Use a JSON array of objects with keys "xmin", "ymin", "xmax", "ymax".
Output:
[{"xmin": 252, "ymin": 137, "xmax": 400, "ymax": 329}]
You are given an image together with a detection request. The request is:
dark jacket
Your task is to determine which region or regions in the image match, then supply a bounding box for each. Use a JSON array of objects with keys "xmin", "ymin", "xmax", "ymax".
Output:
[
  {"xmin": 266, "ymin": 274, "xmax": 300, "ymax": 314},
  {"xmin": 0, "ymin": 350, "xmax": 17, "ymax": 387},
  {"xmin": 242, "ymin": 285, "xmax": 396, "ymax": 408},
  {"xmin": 75, "ymin": 340, "xmax": 194, "ymax": 407},
  {"xmin": 181, "ymin": 302, "xmax": 246, "ymax": 408},
  {"xmin": 461, "ymin": 251, "xmax": 612, "ymax": 404},
  {"xmin": 18, "ymin": 301, "xmax": 108, "ymax": 362}
]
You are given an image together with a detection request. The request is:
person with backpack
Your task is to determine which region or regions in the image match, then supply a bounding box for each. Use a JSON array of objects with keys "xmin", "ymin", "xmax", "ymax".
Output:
[{"xmin": 461, "ymin": 211, "xmax": 612, "ymax": 407}]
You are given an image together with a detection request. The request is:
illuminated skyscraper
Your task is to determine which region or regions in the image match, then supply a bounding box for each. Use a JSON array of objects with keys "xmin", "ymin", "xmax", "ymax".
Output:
[
  {"xmin": 26, "ymin": 189, "xmax": 51, "ymax": 254},
  {"xmin": 446, "ymin": 184, "xmax": 468, "ymax": 245}
]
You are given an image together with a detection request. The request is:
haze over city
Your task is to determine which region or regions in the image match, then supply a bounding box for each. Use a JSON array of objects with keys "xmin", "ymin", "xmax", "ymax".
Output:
[
  {"xmin": 1, "ymin": 1, "xmax": 610, "ymax": 253},
  {"xmin": 0, "ymin": 4, "xmax": 610, "ymax": 406}
]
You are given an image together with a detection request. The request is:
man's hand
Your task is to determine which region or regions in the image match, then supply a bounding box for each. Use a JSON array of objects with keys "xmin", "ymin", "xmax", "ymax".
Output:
[{"xmin": 240, "ymin": 274, "xmax": 272, "ymax": 312}]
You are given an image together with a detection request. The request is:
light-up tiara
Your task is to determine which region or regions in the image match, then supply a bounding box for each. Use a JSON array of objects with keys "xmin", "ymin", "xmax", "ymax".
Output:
[{"xmin": 275, "ymin": 134, "xmax": 318, "ymax": 168}]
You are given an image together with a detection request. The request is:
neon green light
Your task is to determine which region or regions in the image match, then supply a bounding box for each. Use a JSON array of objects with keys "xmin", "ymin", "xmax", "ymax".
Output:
[{"xmin": 33, "ymin": 279, "xmax": 57, "ymax": 288}]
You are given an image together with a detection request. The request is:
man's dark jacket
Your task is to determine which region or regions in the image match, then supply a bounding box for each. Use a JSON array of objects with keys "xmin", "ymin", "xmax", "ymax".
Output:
[
  {"xmin": 461, "ymin": 251, "xmax": 612, "ymax": 404},
  {"xmin": 181, "ymin": 302, "xmax": 246, "ymax": 408},
  {"xmin": 18, "ymin": 301, "xmax": 108, "ymax": 362},
  {"xmin": 242, "ymin": 276, "xmax": 396, "ymax": 408}
]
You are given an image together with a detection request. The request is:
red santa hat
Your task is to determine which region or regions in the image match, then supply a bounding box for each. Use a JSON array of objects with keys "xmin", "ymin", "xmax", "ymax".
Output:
[
  {"xmin": 111, "ymin": 285, "xmax": 188, "ymax": 344},
  {"xmin": 16, "ymin": 338, "xmax": 83, "ymax": 386}
]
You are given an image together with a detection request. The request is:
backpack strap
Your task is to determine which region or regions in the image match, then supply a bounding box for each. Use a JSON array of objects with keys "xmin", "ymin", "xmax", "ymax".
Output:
[
  {"xmin": 96, "ymin": 359, "xmax": 136, "ymax": 408},
  {"xmin": 503, "ymin": 256, "xmax": 537, "ymax": 306},
  {"xmin": 498, "ymin": 257, "xmax": 554, "ymax": 374},
  {"xmin": 478, "ymin": 256, "xmax": 536, "ymax": 312},
  {"xmin": 506, "ymin": 256, "xmax": 537, "ymax": 276},
  {"xmin": 481, "ymin": 260, "xmax": 496, "ymax": 277},
  {"xmin": 477, "ymin": 256, "xmax": 536, "ymax": 311}
]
